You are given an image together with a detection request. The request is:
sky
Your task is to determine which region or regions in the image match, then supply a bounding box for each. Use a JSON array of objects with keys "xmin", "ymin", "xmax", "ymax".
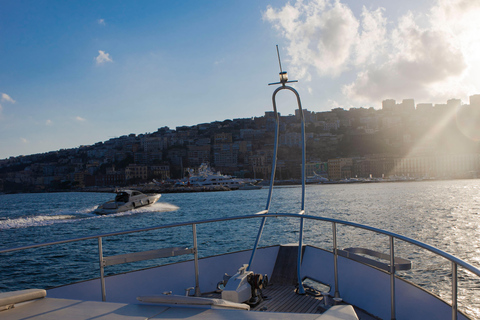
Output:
[{"xmin": 2, "ymin": 0, "xmax": 480, "ymax": 159}]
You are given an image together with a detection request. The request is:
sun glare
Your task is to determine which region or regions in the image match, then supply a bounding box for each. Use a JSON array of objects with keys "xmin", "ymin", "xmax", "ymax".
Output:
[{"xmin": 456, "ymin": 104, "xmax": 480, "ymax": 142}]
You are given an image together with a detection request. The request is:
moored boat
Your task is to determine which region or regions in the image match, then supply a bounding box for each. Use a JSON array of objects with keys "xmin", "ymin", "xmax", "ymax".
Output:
[
  {"xmin": 94, "ymin": 189, "xmax": 161, "ymax": 215},
  {"xmin": 177, "ymin": 163, "xmax": 260, "ymax": 190}
]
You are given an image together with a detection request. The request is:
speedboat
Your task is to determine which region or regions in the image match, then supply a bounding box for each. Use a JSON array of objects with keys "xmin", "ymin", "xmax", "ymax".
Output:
[
  {"xmin": 94, "ymin": 189, "xmax": 161, "ymax": 215},
  {"xmin": 1, "ymin": 54, "xmax": 479, "ymax": 320}
]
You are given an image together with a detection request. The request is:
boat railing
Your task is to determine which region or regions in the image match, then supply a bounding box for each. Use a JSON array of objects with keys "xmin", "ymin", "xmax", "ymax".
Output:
[
  {"xmin": 98, "ymin": 242, "xmax": 199, "ymax": 301},
  {"xmin": 1, "ymin": 213, "xmax": 479, "ymax": 320},
  {"xmin": 337, "ymin": 247, "xmax": 412, "ymax": 272}
]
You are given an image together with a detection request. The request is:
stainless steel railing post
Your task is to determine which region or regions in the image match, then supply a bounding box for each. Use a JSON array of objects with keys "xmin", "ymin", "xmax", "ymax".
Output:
[
  {"xmin": 98, "ymin": 237, "xmax": 106, "ymax": 302},
  {"xmin": 297, "ymin": 216, "xmax": 305, "ymax": 294},
  {"xmin": 390, "ymin": 236, "xmax": 396, "ymax": 320},
  {"xmin": 192, "ymin": 224, "xmax": 201, "ymax": 297},
  {"xmin": 297, "ymin": 91, "xmax": 306, "ymax": 295},
  {"xmin": 333, "ymin": 222, "xmax": 340, "ymax": 298},
  {"xmin": 452, "ymin": 262, "xmax": 458, "ymax": 320}
]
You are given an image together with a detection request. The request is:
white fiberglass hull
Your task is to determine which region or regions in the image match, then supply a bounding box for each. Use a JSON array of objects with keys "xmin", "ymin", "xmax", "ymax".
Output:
[{"xmin": 95, "ymin": 194, "xmax": 161, "ymax": 215}]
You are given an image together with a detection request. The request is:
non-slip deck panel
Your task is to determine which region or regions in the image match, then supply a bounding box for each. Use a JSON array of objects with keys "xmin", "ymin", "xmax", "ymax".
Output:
[
  {"xmin": 251, "ymin": 285, "xmax": 324, "ymax": 313},
  {"xmin": 270, "ymin": 244, "xmax": 306, "ymax": 286}
]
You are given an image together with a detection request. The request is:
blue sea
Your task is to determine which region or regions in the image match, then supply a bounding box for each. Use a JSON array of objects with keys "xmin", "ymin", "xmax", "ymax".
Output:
[{"xmin": 1, "ymin": 180, "xmax": 480, "ymax": 318}]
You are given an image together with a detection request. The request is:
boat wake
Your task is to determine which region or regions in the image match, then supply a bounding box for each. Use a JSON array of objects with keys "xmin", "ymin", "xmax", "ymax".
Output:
[
  {"xmin": 0, "ymin": 212, "xmax": 84, "ymax": 230},
  {"xmin": 0, "ymin": 203, "xmax": 179, "ymax": 230}
]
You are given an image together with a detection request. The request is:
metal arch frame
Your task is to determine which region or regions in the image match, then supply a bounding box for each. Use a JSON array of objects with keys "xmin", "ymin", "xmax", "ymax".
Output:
[{"xmin": 247, "ymin": 84, "xmax": 307, "ymax": 295}]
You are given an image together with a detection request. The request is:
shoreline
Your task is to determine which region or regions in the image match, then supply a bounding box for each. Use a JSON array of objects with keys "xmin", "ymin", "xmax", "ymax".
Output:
[{"xmin": 1, "ymin": 176, "xmax": 462, "ymax": 195}]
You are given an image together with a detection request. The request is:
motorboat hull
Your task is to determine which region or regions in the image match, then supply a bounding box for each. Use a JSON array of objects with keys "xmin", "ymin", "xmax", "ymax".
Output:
[{"xmin": 95, "ymin": 193, "xmax": 161, "ymax": 215}]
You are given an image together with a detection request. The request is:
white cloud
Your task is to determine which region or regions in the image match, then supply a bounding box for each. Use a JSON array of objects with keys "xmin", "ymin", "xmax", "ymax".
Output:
[
  {"xmin": 345, "ymin": 8, "xmax": 468, "ymax": 103},
  {"xmin": 0, "ymin": 93, "xmax": 14, "ymax": 119},
  {"xmin": 75, "ymin": 116, "xmax": 86, "ymax": 122},
  {"xmin": 327, "ymin": 99, "xmax": 343, "ymax": 110},
  {"xmin": 46, "ymin": 119, "xmax": 52, "ymax": 126},
  {"xmin": 1, "ymin": 93, "xmax": 15, "ymax": 103},
  {"xmin": 95, "ymin": 50, "xmax": 113, "ymax": 65},
  {"xmin": 264, "ymin": 0, "xmax": 360, "ymax": 79},
  {"xmin": 265, "ymin": 0, "xmax": 480, "ymax": 106},
  {"xmin": 354, "ymin": 7, "xmax": 387, "ymax": 66},
  {"xmin": 97, "ymin": 19, "xmax": 106, "ymax": 26}
]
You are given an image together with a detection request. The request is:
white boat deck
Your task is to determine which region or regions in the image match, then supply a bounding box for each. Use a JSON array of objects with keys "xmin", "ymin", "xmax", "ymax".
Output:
[
  {"xmin": 0, "ymin": 288, "xmax": 359, "ymax": 320},
  {"xmin": 0, "ymin": 297, "xmax": 359, "ymax": 320}
]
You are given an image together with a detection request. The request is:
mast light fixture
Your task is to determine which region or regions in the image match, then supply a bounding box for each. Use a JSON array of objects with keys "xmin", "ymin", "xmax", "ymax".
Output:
[{"xmin": 268, "ymin": 45, "xmax": 298, "ymax": 86}]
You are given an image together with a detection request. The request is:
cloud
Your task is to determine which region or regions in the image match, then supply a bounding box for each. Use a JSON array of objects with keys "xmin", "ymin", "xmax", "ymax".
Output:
[
  {"xmin": 265, "ymin": 0, "xmax": 480, "ymax": 105},
  {"xmin": 0, "ymin": 93, "xmax": 14, "ymax": 119},
  {"xmin": 345, "ymin": 10, "xmax": 467, "ymax": 103},
  {"xmin": 354, "ymin": 7, "xmax": 387, "ymax": 66},
  {"xmin": 46, "ymin": 119, "xmax": 52, "ymax": 126},
  {"xmin": 95, "ymin": 50, "xmax": 113, "ymax": 65},
  {"xmin": 1, "ymin": 93, "xmax": 15, "ymax": 103},
  {"xmin": 264, "ymin": 0, "xmax": 361, "ymax": 79},
  {"xmin": 97, "ymin": 19, "xmax": 106, "ymax": 26},
  {"xmin": 75, "ymin": 116, "xmax": 86, "ymax": 122}
]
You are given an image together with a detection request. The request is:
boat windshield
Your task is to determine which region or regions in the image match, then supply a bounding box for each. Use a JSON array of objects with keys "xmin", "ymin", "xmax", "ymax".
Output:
[{"xmin": 115, "ymin": 192, "xmax": 129, "ymax": 203}]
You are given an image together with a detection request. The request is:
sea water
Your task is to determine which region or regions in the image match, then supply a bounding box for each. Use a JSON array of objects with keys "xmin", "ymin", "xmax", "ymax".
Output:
[{"xmin": 1, "ymin": 180, "xmax": 479, "ymax": 318}]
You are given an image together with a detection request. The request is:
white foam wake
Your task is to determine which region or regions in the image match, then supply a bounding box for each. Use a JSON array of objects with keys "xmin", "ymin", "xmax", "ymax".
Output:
[
  {"xmin": 0, "ymin": 202, "xmax": 179, "ymax": 229},
  {"xmin": 0, "ymin": 214, "xmax": 80, "ymax": 230}
]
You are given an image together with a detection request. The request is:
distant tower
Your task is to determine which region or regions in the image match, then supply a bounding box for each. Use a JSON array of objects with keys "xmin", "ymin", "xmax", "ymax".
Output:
[
  {"xmin": 416, "ymin": 103, "xmax": 433, "ymax": 112},
  {"xmin": 469, "ymin": 94, "xmax": 480, "ymax": 107},
  {"xmin": 401, "ymin": 99, "xmax": 415, "ymax": 112},
  {"xmin": 382, "ymin": 99, "xmax": 396, "ymax": 111},
  {"xmin": 447, "ymin": 99, "xmax": 461, "ymax": 108}
]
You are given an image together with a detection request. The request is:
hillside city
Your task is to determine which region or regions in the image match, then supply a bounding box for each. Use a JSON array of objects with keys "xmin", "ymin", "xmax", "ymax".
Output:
[{"xmin": 1, "ymin": 95, "xmax": 480, "ymax": 193}]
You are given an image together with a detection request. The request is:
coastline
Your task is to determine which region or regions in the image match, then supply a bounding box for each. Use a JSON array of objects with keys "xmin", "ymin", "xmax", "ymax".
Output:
[{"xmin": 0, "ymin": 177, "xmax": 458, "ymax": 195}]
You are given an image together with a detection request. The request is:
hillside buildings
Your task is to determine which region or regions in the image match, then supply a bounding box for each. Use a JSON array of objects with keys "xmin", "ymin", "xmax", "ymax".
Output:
[{"xmin": 1, "ymin": 95, "xmax": 480, "ymax": 192}]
